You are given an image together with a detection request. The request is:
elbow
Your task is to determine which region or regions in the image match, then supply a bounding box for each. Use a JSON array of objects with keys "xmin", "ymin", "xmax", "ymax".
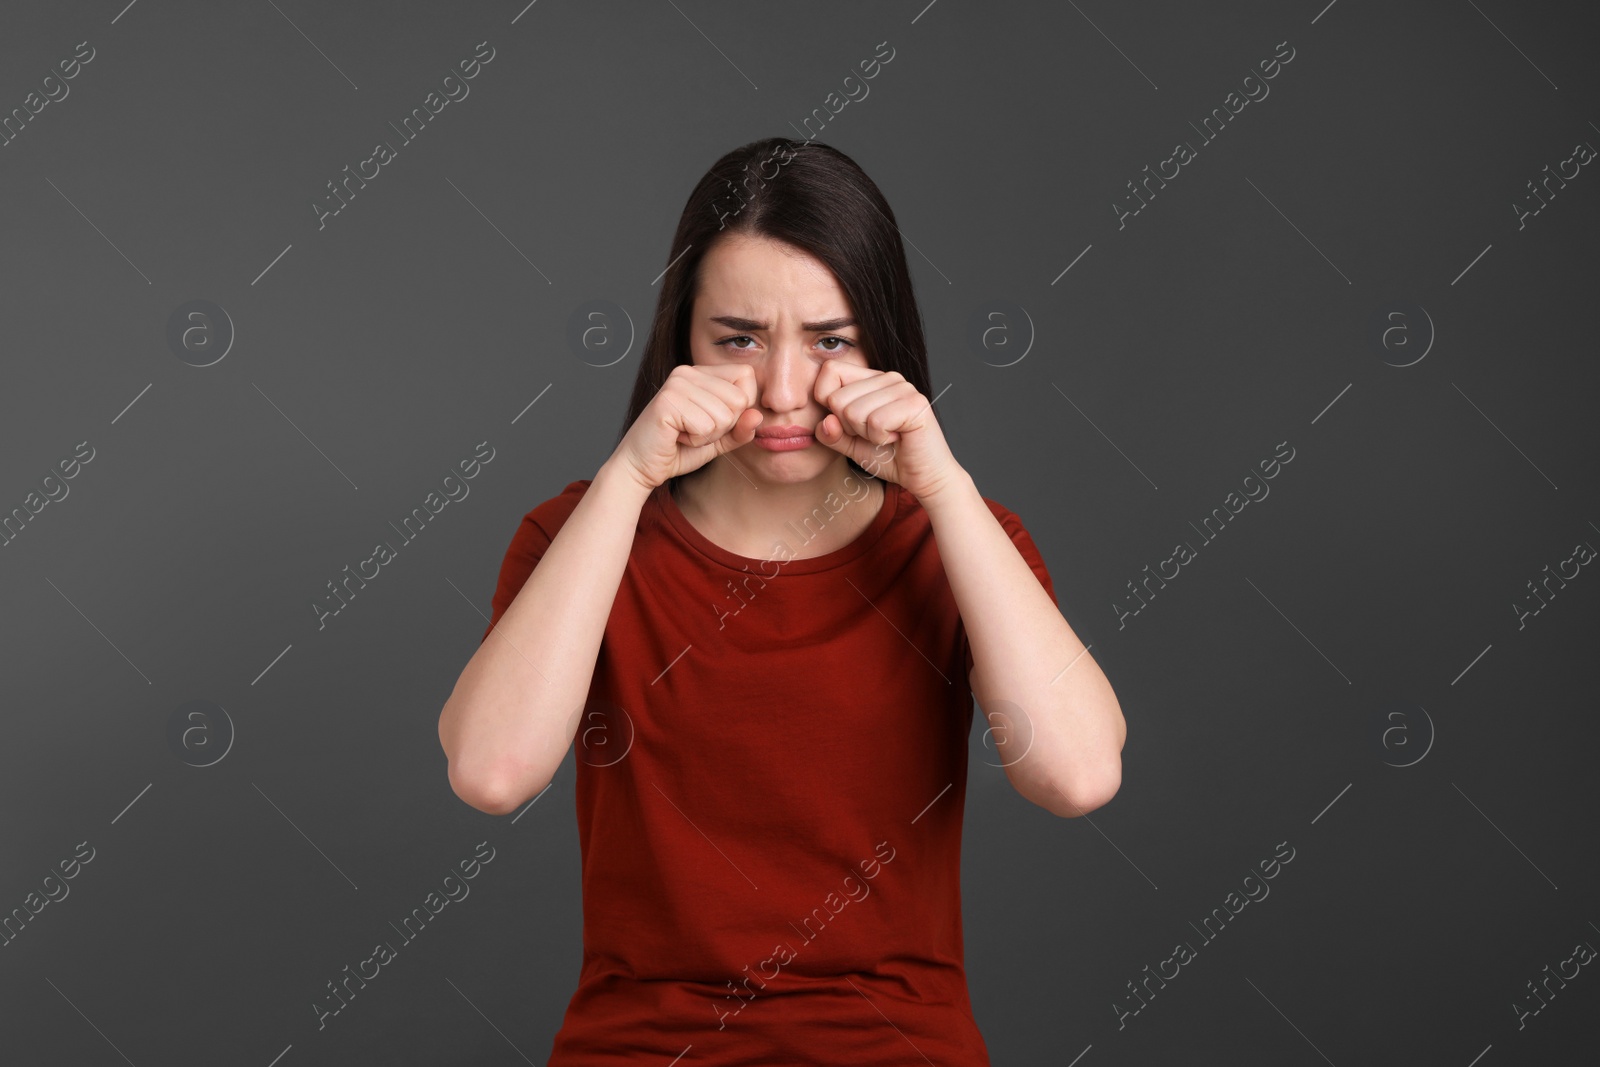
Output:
[
  {"xmin": 439, "ymin": 697, "xmax": 524, "ymax": 816},
  {"xmin": 447, "ymin": 760, "xmax": 536, "ymax": 816},
  {"xmin": 1045, "ymin": 761, "xmax": 1121, "ymax": 819}
]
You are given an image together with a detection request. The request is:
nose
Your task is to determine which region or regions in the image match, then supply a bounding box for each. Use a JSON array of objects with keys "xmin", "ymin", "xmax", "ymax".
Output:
[{"xmin": 757, "ymin": 341, "xmax": 815, "ymax": 417}]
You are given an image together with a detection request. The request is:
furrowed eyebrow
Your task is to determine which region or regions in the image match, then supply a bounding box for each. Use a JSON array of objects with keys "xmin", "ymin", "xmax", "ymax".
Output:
[{"xmin": 710, "ymin": 315, "xmax": 857, "ymax": 332}]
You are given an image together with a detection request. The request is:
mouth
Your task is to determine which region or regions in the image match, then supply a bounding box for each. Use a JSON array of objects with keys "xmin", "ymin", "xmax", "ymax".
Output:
[
  {"xmin": 752, "ymin": 424, "xmax": 815, "ymax": 452},
  {"xmin": 752, "ymin": 432, "xmax": 814, "ymax": 452}
]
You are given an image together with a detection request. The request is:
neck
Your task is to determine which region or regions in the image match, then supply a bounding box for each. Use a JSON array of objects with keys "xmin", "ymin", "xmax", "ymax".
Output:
[{"xmin": 673, "ymin": 455, "xmax": 883, "ymax": 560}]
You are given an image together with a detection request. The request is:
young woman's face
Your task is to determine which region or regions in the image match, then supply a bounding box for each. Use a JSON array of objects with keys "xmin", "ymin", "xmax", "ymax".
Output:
[{"xmin": 689, "ymin": 232, "xmax": 871, "ymax": 480}]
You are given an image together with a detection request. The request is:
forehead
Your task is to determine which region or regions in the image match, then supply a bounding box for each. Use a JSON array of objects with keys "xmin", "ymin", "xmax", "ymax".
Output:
[{"xmin": 694, "ymin": 233, "xmax": 851, "ymax": 320}]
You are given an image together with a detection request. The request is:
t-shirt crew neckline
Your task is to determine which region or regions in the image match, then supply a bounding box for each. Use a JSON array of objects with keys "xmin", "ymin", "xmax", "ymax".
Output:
[{"xmin": 651, "ymin": 476, "xmax": 900, "ymax": 575}]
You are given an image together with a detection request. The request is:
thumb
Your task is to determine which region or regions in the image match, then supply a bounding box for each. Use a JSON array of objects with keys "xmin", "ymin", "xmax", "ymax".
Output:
[
  {"xmin": 816, "ymin": 413, "xmax": 857, "ymax": 457},
  {"xmin": 716, "ymin": 408, "xmax": 763, "ymax": 455}
]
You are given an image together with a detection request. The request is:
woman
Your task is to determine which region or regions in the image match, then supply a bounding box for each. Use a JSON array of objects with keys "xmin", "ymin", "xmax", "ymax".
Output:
[{"xmin": 438, "ymin": 137, "xmax": 1125, "ymax": 1065}]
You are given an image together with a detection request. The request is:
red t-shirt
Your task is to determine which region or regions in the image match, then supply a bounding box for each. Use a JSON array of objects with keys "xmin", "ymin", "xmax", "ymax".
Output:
[{"xmin": 480, "ymin": 474, "xmax": 1056, "ymax": 1065}]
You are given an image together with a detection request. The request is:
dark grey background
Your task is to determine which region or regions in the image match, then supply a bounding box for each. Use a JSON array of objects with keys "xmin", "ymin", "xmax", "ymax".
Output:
[{"xmin": 2, "ymin": 1, "xmax": 1597, "ymax": 1063}]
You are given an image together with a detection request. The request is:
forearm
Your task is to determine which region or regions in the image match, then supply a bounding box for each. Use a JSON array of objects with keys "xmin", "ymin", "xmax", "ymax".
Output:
[
  {"xmin": 921, "ymin": 468, "xmax": 1125, "ymax": 817},
  {"xmin": 440, "ymin": 457, "xmax": 652, "ymax": 813}
]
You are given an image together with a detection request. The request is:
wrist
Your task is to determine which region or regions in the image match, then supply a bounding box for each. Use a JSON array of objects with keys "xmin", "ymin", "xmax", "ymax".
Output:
[
  {"xmin": 915, "ymin": 463, "xmax": 977, "ymax": 518},
  {"xmin": 596, "ymin": 454, "xmax": 658, "ymax": 508}
]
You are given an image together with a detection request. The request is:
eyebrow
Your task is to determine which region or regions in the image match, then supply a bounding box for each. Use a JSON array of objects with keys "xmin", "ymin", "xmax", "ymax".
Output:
[{"xmin": 710, "ymin": 315, "xmax": 857, "ymax": 332}]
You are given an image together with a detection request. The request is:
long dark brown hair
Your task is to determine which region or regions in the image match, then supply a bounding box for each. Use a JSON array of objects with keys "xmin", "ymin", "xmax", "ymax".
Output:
[{"xmin": 619, "ymin": 136, "xmax": 937, "ymax": 494}]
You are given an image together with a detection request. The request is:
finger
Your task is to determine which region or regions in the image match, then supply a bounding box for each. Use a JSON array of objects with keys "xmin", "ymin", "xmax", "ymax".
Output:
[
  {"xmin": 829, "ymin": 382, "xmax": 921, "ymax": 445},
  {"xmin": 686, "ymin": 362, "xmax": 761, "ymax": 413},
  {"xmin": 679, "ymin": 407, "xmax": 761, "ymax": 474},
  {"xmin": 815, "ymin": 413, "xmax": 879, "ymax": 469},
  {"xmin": 812, "ymin": 358, "xmax": 885, "ymax": 410},
  {"xmin": 663, "ymin": 395, "xmax": 722, "ymax": 447},
  {"xmin": 713, "ymin": 407, "xmax": 764, "ymax": 455}
]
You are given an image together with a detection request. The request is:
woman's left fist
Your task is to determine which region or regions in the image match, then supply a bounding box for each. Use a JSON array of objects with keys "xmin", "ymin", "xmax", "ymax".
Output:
[{"xmin": 812, "ymin": 360, "xmax": 963, "ymax": 500}]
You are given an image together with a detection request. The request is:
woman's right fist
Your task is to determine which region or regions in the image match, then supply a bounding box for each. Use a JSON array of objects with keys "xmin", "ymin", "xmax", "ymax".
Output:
[{"xmin": 614, "ymin": 363, "xmax": 763, "ymax": 491}]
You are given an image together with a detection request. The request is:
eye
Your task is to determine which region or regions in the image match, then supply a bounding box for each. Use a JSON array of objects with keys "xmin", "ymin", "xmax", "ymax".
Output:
[
  {"xmin": 817, "ymin": 336, "xmax": 857, "ymax": 353},
  {"xmin": 712, "ymin": 334, "xmax": 758, "ymax": 352}
]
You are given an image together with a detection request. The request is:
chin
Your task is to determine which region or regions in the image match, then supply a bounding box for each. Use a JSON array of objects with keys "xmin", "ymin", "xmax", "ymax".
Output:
[{"xmin": 749, "ymin": 448, "xmax": 833, "ymax": 479}]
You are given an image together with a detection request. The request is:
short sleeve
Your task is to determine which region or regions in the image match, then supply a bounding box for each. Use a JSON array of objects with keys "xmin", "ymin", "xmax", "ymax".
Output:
[
  {"xmin": 960, "ymin": 502, "xmax": 1057, "ymax": 679},
  {"xmin": 479, "ymin": 480, "xmax": 590, "ymax": 645}
]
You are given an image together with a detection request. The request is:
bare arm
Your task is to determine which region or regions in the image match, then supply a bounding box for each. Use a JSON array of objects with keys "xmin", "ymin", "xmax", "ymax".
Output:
[
  {"xmin": 924, "ymin": 467, "xmax": 1125, "ymax": 819},
  {"xmin": 438, "ymin": 456, "xmax": 653, "ymax": 815}
]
